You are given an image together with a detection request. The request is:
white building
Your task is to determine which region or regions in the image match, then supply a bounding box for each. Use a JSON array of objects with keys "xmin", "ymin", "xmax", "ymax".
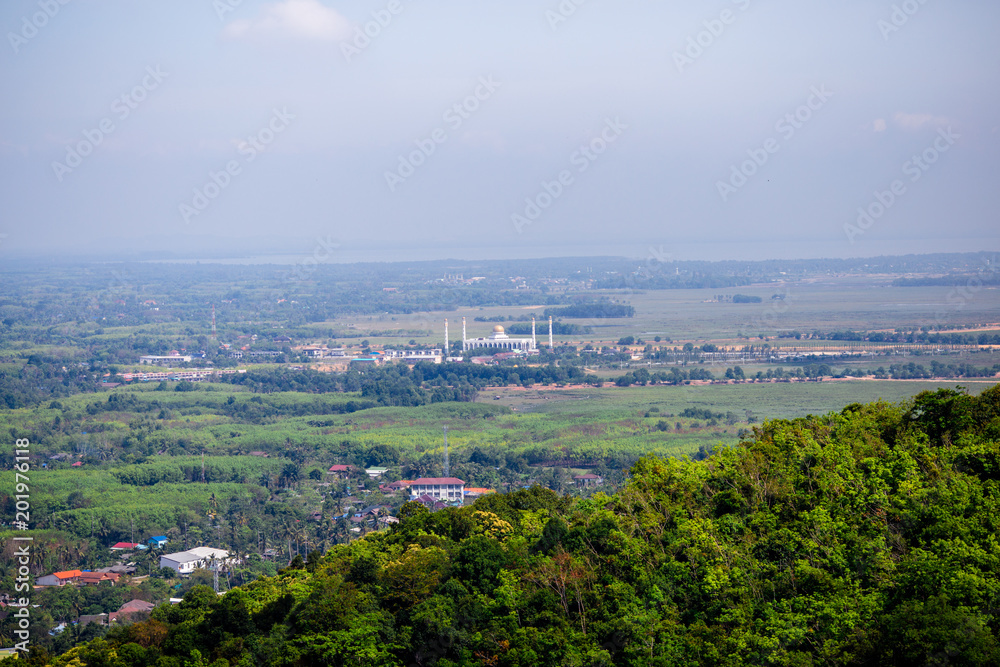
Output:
[
  {"xmin": 300, "ymin": 346, "xmax": 350, "ymax": 359},
  {"xmin": 383, "ymin": 349, "xmax": 443, "ymax": 364},
  {"xmin": 459, "ymin": 318, "xmax": 536, "ymax": 353},
  {"xmin": 159, "ymin": 547, "xmax": 232, "ymax": 575},
  {"xmin": 410, "ymin": 477, "xmax": 465, "ymax": 501},
  {"xmin": 139, "ymin": 354, "xmax": 192, "ymax": 366}
]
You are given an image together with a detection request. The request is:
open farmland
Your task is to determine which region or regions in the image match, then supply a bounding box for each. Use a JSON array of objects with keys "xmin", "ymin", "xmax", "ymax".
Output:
[{"xmin": 311, "ymin": 275, "xmax": 1000, "ymax": 349}]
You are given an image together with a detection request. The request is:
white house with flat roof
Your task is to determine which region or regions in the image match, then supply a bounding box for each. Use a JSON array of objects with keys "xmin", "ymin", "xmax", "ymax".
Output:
[{"xmin": 159, "ymin": 547, "xmax": 232, "ymax": 575}]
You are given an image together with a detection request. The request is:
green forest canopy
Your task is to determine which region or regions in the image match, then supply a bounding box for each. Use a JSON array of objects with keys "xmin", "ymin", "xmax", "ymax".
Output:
[{"xmin": 18, "ymin": 386, "xmax": 1000, "ymax": 666}]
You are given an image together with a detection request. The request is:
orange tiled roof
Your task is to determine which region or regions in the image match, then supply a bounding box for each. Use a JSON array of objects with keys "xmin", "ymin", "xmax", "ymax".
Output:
[{"xmin": 54, "ymin": 570, "xmax": 83, "ymax": 579}]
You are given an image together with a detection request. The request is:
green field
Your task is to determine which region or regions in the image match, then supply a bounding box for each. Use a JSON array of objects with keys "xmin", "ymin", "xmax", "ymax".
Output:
[
  {"xmin": 482, "ymin": 378, "xmax": 1000, "ymax": 447},
  {"xmin": 310, "ymin": 276, "xmax": 1000, "ymax": 348},
  {"xmin": 489, "ymin": 378, "xmax": 998, "ymax": 415}
]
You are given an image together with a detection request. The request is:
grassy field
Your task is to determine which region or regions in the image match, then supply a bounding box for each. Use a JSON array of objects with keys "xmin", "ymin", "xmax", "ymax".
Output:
[
  {"xmin": 302, "ymin": 276, "xmax": 1000, "ymax": 347},
  {"xmin": 479, "ymin": 379, "xmax": 1000, "ymax": 452},
  {"xmin": 606, "ymin": 277, "xmax": 1000, "ymax": 342},
  {"xmin": 15, "ymin": 379, "xmax": 993, "ymax": 486},
  {"xmin": 11, "ymin": 275, "xmax": 993, "ymax": 358},
  {"xmin": 489, "ymin": 378, "xmax": 999, "ymax": 415}
]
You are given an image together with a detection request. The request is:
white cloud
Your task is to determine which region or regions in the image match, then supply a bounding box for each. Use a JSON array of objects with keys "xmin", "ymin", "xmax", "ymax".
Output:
[
  {"xmin": 872, "ymin": 118, "xmax": 887, "ymax": 132},
  {"xmin": 892, "ymin": 112, "xmax": 950, "ymax": 130},
  {"xmin": 224, "ymin": 0, "xmax": 352, "ymax": 42}
]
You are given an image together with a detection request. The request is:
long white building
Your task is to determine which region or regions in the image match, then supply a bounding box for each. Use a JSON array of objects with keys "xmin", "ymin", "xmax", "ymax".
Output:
[
  {"xmin": 139, "ymin": 354, "xmax": 192, "ymax": 366},
  {"xmin": 458, "ymin": 318, "xmax": 537, "ymax": 353},
  {"xmin": 383, "ymin": 349, "xmax": 443, "ymax": 364},
  {"xmin": 410, "ymin": 477, "xmax": 466, "ymax": 501}
]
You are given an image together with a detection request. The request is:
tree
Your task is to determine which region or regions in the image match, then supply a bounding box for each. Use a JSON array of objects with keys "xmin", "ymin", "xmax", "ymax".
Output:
[
  {"xmin": 279, "ymin": 463, "xmax": 300, "ymax": 489},
  {"xmin": 381, "ymin": 545, "xmax": 450, "ymax": 611},
  {"xmin": 453, "ymin": 535, "xmax": 505, "ymax": 593}
]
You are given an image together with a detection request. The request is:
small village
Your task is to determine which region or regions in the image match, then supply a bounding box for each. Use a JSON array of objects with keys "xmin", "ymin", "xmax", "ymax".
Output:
[{"xmin": 10, "ymin": 461, "xmax": 607, "ymax": 641}]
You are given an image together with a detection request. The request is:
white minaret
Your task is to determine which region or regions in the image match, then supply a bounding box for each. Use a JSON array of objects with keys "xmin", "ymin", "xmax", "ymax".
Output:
[
  {"xmin": 462, "ymin": 317, "xmax": 467, "ymax": 352},
  {"xmin": 548, "ymin": 316, "xmax": 554, "ymax": 350},
  {"xmin": 531, "ymin": 316, "xmax": 537, "ymax": 350},
  {"xmin": 444, "ymin": 319, "xmax": 449, "ymax": 355}
]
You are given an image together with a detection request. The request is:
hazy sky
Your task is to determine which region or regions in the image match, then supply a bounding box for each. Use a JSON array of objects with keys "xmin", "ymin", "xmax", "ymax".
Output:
[{"xmin": 1, "ymin": 0, "xmax": 998, "ymax": 262}]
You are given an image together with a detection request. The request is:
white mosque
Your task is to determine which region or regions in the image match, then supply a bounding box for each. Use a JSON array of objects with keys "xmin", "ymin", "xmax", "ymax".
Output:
[{"xmin": 445, "ymin": 317, "xmax": 552, "ymax": 354}]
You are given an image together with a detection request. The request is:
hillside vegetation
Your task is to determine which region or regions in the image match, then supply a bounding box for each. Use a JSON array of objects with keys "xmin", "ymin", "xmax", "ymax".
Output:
[{"xmin": 24, "ymin": 386, "xmax": 1000, "ymax": 666}]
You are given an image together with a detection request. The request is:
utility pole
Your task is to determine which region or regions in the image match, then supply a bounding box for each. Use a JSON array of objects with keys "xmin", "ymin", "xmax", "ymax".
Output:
[{"xmin": 443, "ymin": 426, "xmax": 450, "ymax": 477}]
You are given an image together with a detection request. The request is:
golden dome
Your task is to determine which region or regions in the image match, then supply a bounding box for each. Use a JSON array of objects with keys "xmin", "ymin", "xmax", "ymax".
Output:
[{"xmin": 493, "ymin": 325, "xmax": 505, "ymax": 333}]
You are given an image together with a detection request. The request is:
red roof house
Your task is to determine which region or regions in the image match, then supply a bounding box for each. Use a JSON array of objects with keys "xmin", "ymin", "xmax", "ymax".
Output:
[
  {"xmin": 80, "ymin": 571, "xmax": 121, "ymax": 586},
  {"xmin": 109, "ymin": 599, "xmax": 155, "ymax": 623},
  {"xmin": 572, "ymin": 474, "xmax": 603, "ymax": 487},
  {"xmin": 383, "ymin": 480, "xmax": 414, "ymax": 492},
  {"xmin": 35, "ymin": 570, "xmax": 83, "ymax": 586}
]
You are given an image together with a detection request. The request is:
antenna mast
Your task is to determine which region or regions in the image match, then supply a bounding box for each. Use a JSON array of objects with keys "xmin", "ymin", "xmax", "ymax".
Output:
[{"xmin": 211, "ymin": 304, "xmax": 217, "ymax": 339}]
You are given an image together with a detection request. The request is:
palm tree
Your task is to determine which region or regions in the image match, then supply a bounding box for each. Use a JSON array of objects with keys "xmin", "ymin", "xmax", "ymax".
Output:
[
  {"xmin": 279, "ymin": 463, "xmax": 300, "ymax": 489},
  {"xmin": 32, "ymin": 542, "xmax": 49, "ymax": 577}
]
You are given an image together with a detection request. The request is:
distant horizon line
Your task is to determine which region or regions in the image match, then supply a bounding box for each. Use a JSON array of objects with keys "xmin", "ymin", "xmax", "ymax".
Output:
[{"xmin": 2, "ymin": 246, "xmax": 998, "ymax": 269}]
